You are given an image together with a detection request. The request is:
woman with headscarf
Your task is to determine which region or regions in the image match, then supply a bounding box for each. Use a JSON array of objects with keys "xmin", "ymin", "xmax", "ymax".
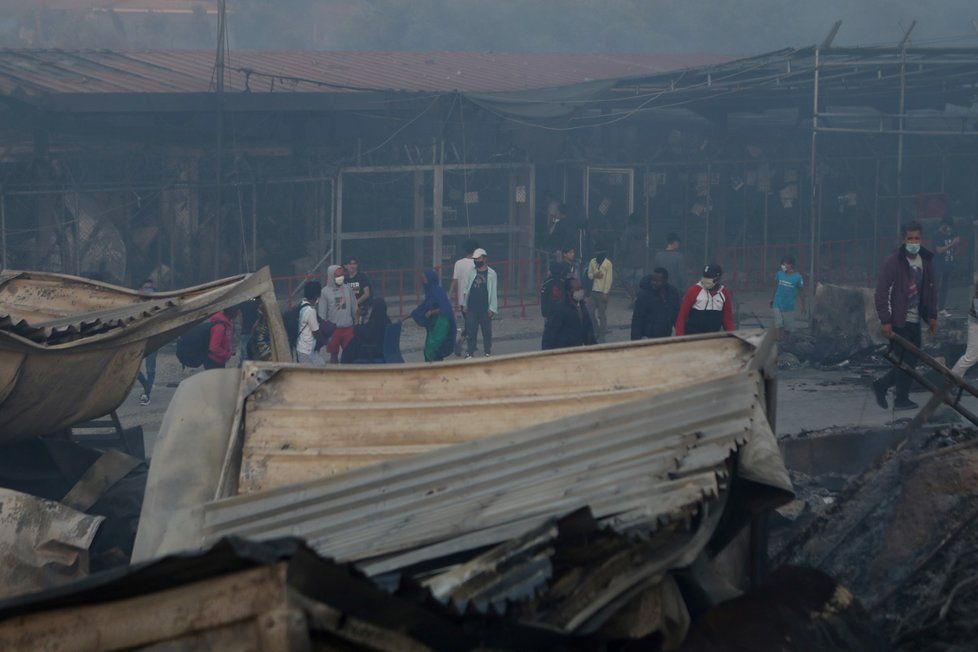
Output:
[
  {"xmin": 411, "ymin": 270, "xmax": 457, "ymax": 362},
  {"xmin": 341, "ymin": 297, "xmax": 391, "ymax": 363}
]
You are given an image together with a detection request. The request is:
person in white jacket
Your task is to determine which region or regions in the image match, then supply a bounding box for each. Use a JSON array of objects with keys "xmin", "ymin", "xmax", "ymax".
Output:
[
  {"xmin": 950, "ymin": 280, "xmax": 978, "ymax": 379},
  {"xmin": 461, "ymin": 248, "xmax": 498, "ymax": 358}
]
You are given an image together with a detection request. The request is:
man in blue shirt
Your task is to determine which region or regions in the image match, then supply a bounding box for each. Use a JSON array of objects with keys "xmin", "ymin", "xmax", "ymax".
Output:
[{"xmin": 771, "ymin": 255, "xmax": 805, "ymax": 342}]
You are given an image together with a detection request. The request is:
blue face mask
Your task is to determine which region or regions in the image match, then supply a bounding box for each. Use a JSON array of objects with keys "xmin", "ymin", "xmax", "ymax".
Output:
[{"xmin": 905, "ymin": 243, "xmax": 921, "ymax": 255}]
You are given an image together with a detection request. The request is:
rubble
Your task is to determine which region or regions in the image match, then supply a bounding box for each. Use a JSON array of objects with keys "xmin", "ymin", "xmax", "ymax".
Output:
[{"xmin": 775, "ymin": 426, "xmax": 978, "ymax": 649}]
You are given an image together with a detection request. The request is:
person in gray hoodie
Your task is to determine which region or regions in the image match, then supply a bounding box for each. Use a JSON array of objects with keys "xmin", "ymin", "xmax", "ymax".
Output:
[{"xmin": 319, "ymin": 264, "xmax": 359, "ymax": 363}]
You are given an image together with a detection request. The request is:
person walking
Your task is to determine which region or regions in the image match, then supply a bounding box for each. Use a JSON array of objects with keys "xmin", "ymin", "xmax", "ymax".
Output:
[
  {"xmin": 542, "ymin": 277, "xmax": 596, "ymax": 350},
  {"xmin": 319, "ymin": 264, "xmax": 358, "ymax": 363},
  {"xmin": 296, "ymin": 281, "xmax": 329, "ymax": 366},
  {"xmin": 871, "ymin": 222, "xmax": 938, "ymax": 411},
  {"xmin": 342, "ymin": 297, "xmax": 390, "ymax": 363},
  {"xmin": 631, "ymin": 268, "xmax": 680, "ymax": 340},
  {"xmin": 205, "ymin": 305, "xmax": 237, "ymax": 369},
  {"xmin": 344, "ymin": 257, "xmax": 372, "ymax": 314},
  {"xmin": 934, "ymin": 218, "xmax": 959, "ymax": 317},
  {"xmin": 412, "ymin": 270, "xmax": 457, "ymax": 362},
  {"xmin": 654, "ymin": 233, "xmax": 686, "ymax": 296},
  {"xmin": 461, "ymin": 248, "xmax": 497, "ymax": 358},
  {"xmin": 449, "ymin": 239, "xmax": 479, "ymax": 310},
  {"xmin": 540, "ymin": 261, "xmax": 569, "ymax": 320},
  {"xmin": 949, "ymin": 280, "xmax": 978, "ymax": 380},
  {"xmin": 675, "ymin": 264, "xmax": 734, "ymax": 336},
  {"xmin": 771, "ymin": 255, "xmax": 805, "ymax": 342},
  {"xmin": 561, "ymin": 246, "xmax": 580, "ymax": 281},
  {"xmin": 587, "ymin": 247, "xmax": 613, "ymax": 342},
  {"xmin": 136, "ymin": 278, "xmax": 157, "ymax": 405}
]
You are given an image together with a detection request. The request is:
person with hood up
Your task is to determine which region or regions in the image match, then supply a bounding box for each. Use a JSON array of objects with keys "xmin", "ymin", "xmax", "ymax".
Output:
[
  {"xmin": 675, "ymin": 264, "xmax": 734, "ymax": 336},
  {"xmin": 542, "ymin": 277, "xmax": 596, "ymax": 350},
  {"xmin": 411, "ymin": 270, "xmax": 457, "ymax": 362},
  {"xmin": 319, "ymin": 264, "xmax": 358, "ymax": 363},
  {"xmin": 342, "ymin": 297, "xmax": 390, "ymax": 363},
  {"xmin": 631, "ymin": 268, "xmax": 681, "ymax": 340},
  {"xmin": 871, "ymin": 221, "xmax": 938, "ymax": 411}
]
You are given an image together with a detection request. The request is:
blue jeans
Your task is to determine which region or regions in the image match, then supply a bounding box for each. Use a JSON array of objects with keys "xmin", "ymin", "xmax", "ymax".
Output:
[{"xmin": 137, "ymin": 351, "xmax": 157, "ymax": 397}]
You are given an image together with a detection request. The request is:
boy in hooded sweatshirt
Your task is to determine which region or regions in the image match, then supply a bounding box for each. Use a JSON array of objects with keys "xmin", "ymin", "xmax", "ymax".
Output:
[{"xmin": 319, "ymin": 264, "xmax": 358, "ymax": 363}]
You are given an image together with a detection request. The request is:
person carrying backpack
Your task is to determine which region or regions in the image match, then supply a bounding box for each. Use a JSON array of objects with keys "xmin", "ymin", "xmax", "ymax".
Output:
[
  {"xmin": 205, "ymin": 306, "xmax": 238, "ymax": 369},
  {"xmin": 296, "ymin": 281, "xmax": 330, "ymax": 366},
  {"xmin": 540, "ymin": 261, "xmax": 569, "ymax": 319}
]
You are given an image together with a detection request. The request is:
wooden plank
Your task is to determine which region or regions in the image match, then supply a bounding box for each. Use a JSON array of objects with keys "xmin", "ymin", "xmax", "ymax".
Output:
[{"xmin": 0, "ymin": 564, "xmax": 291, "ymax": 651}]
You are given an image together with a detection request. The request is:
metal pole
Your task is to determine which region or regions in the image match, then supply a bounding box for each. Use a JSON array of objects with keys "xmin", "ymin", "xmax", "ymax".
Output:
[
  {"xmin": 873, "ymin": 158, "xmax": 880, "ymax": 280},
  {"xmin": 0, "ymin": 193, "xmax": 6, "ymax": 270},
  {"xmin": 763, "ymin": 190, "xmax": 769, "ymax": 282},
  {"xmin": 896, "ymin": 41, "xmax": 907, "ymax": 235},
  {"xmin": 213, "ymin": 0, "xmax": 227, "ymax": 280},
  {"xmin": 809, "ymin": 47, "xmax": 820, "ymax": 301},
  {"xmin": 251, "ymin": 183, "xmax": 257, "ymax": 272}
]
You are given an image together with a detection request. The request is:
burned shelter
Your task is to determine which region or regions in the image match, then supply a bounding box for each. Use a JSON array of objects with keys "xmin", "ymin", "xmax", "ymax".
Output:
[{"xmin": 0, "ymin": 44, "xmax": 976, "ymax": 305}]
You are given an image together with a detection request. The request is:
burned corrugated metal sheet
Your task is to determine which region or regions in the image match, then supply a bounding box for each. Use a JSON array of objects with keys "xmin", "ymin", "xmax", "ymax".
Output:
[
  {"xmin": 227, "ymin": 332, "xmax": 769, "ymax": 494},
  {"xmin": 203, "ymin": 370, "xmax": 792, "ymax": 580},
  {"xmin": 0, "ymin": 49, "xmax": 732, "ymax": 99},
  {"xmin": 0, "ymin": 267, "xmax": 289, "ymax": 439}
]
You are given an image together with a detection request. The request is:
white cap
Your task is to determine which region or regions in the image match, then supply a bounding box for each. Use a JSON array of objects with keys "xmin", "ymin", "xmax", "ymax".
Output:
[{"xmin": 472, "ymin": 248, "xmax": 488, "ymax": 258}]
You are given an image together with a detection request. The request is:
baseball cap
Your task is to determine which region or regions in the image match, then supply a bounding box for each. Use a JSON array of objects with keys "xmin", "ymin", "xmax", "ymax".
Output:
[
  {"xmin": 703, "ymin": 263, "xmax": 723, "ymax": 279},
  {"xmin": 472, "ymin": 248, "xmax": 488, "ymax": 258}
]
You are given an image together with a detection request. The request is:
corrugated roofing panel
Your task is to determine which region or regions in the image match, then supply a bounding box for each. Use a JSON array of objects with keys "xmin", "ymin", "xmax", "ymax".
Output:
[
  {"xmin": 203, "ymin": 370, "xmax": 791, "ymax": 577},
  {"xmin": 0, "ymin": 49, "xmax": 733, "ymax": 96}
]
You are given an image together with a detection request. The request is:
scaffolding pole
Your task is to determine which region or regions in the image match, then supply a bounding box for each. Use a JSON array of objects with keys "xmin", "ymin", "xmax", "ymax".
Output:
[{"xmin": 809, "ymin": 47, "xmax": 820, "ymax": 308}]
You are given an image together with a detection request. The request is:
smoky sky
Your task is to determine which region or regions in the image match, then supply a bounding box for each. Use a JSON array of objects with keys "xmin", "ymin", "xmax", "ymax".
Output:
[{"xmin": 2, "ymin": 1, "xmax": 977, "ymax": 52}]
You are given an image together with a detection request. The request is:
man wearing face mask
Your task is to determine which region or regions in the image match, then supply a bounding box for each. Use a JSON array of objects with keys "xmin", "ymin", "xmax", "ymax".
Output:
[
  {"xmin": 586, "ymin": 247, "xmax": 613, "ymax": 342},
  {"xmin": 319, "ymin": 264, "xmax": 358, "ymax": 363},
  {"xmin": 542, "ymin": 277, "xmax": 596, "ymax": 350},
  {"xmin": 871, "ymin": 221, "xmax": 938, "ymax": 411},
  {"xmin": 461, "ymin": 248, "xmax": 497, "ymax": 358},
  {"xmin": 675, "ymin": 264, "xmax": 734, "ymax": 336}
]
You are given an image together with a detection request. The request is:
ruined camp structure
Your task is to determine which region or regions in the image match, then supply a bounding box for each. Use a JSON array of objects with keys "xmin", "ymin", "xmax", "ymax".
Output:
[
  {"xmin": 0, "ymin": 267, "xmax": 289, "ymax": 439},
  {"xmin": 0, "ymin": 46, "xmax": 975, "ymax": 300}
]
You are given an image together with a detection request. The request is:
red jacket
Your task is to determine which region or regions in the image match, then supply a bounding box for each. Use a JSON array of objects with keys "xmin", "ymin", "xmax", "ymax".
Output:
[
  {"xmin": 208, "ymin": 311, "xmax": 233, "ymax": 364},
  {"xmin": 675, "ymin": 284, "xmax": 734, "ymax": 335}
]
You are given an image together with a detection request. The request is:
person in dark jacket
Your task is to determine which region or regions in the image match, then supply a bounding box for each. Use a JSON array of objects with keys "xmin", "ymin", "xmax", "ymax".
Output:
[
  {"xmin": 411, "ymin": 270, "xmax": 457, "ymax": 362},
  {"xmin": 539, "ymin": 261, "xmax": 569, "ymax": 319},
  {"xmin": 871, "ymin": 221, "xmax": 938, "ymax": 410},
  {"xmin": 342, "ymin": 297, "xmax": 390, "ymax": 363},
  {"xmin": 631, "ymin": 268, "xmax": 681, "ymax": 340},
  {"xmin": 542, "ymin": 277, "xmax": 596, "ymax": 350}
]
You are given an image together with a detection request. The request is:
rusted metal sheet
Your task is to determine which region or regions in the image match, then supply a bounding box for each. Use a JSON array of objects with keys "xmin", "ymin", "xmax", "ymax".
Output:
[
  {"xmin": 227, "ymin": 332, "xmax": 772, "ymax": 495},
  {"xmin": 203, "ymin": 368, "xmax": 791, "ymax": 575},
  {"xmin": 0, "ymin": 266, "xmax": 288, "ymax": 439},
  {"xmin": 0, "ymin": 488, "xmax": 104, "ymax": 601},
  {"xmin": 0, "ymin": 49, "xmax": 733, "ymax": 98}
]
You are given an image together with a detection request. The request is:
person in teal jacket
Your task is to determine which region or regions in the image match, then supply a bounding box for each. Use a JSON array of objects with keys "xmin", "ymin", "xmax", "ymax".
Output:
[{"xmin": 461, "ymin": 248, "xmax": 498, "ymax": 358}]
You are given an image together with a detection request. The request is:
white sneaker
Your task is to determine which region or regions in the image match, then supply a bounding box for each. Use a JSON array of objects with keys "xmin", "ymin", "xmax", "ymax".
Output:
[
  {"xmin": 464, "ymin": 353, "xmax": 473, "ymax": 359},
  {"xmin": 139, "ymin": 393, "xmax": 150, "ymax": 406},
  {"xmin": 484, "ymin": 353, "xmax": 491, "ymax": 358},
  {"xmin": 940, "ymin": 309, "xmax": 952, "ymax": 318}
]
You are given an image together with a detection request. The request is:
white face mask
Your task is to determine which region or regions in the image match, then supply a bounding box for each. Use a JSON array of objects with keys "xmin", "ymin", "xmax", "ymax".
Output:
[
  {"xmin": 905, "ymin": 243, "xmax": 921, "ymax": 255},
  {"xmin": 780, "ymin": 264, "xmax": 787, "ymax": 272},
  {"xmin": 334, "ymin": 275, "xmax": 345, "ymax": 285},
  {"xmin": 572, "ymin": 289, "xmax": 585, "ymax": 302},
  {"xmin": 701, "ymin": 278, "xmax": 716, "ymax": 289}
]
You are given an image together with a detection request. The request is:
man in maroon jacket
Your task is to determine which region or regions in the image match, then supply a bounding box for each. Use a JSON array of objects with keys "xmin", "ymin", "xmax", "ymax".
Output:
[{"xmin": 871, "ymin": 222, "xmax": 938, "ymax": 410}]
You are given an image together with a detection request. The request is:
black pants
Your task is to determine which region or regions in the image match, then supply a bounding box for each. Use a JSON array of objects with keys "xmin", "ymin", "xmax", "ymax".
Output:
[
  {"xmin": 877, "ymin": 321, "xmax": 921, "ymax": 402},
  {"xmin": 938, "ymin": 268, "xmax": 953, "ymax": 310},
  {"xmin": 465, "ymin": 309, "xmax": 492, "ymax": 355},
  {"xmin": 204, "ymin": 358, "xmax": 225, "ymax": 370}
]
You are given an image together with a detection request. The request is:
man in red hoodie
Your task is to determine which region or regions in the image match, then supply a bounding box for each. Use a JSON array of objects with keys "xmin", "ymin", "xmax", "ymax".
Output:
[
  {"xmin": 205, "ymin": 306, "xmax": 238, "ymax": 369},
  {"xmin": 675, "ymin": 264, "xmax": 734, "ymax": 336}
]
